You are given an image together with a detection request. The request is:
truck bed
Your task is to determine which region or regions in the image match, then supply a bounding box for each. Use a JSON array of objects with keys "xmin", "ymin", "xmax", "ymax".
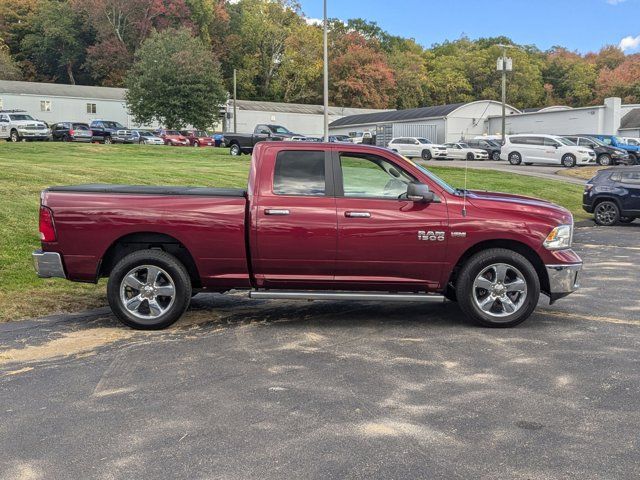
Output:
[{"xmin": 46, "ymin": 184, "xmax": 247, "ymax": 197}]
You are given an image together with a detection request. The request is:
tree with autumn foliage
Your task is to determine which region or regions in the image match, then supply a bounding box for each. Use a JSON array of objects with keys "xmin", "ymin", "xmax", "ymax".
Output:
[
  {"xmin": 125, "ymin": 28, "xmax": 226, "ymax": 129},
  {"xmin": 596, "ymin": 55, "xmax": 640, "ymax": 104},
  {"xmin": 329, "ymin": 32, "xmax": 395, "ymax": 109}
]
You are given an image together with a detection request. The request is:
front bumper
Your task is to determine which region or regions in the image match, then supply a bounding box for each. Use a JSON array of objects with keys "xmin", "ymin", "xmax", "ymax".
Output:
[
  {"xmin": 545, "ymin": 263, "xmax": 581, "ymax": 303},
  {"xmin": 32, "ymin": 250, "xmax": 66, "ymax": 279}
]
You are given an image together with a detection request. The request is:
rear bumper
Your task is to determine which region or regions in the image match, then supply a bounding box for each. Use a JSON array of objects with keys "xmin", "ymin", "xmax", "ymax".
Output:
[
  {"xmin": 32, "ymin": 250, "xmax": 66, "ymax": 279},
  {"xmin": 545, "ymin": 263, "xmax": 581, "ymax": 303}
]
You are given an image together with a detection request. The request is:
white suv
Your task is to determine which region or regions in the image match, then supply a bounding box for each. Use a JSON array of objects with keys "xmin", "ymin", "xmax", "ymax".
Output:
[
  {"xmin": 0, "ymin": 110, "xmax": 50, "ymax": 142},
  {"xmin": 388, "ymin": 137, "xmax": 447, "ymax": 160},
  {"xmin": 501, "ymin": 134, "xmax": 596, "ymax": 167}
]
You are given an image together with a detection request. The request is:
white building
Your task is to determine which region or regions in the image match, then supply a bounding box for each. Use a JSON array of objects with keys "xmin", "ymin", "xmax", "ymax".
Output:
[
  {"xmin": 224, "ymin": 99, "xmax": 391, "ymax": 136},
  {"xmin": 328, "ymin": 100, "xmax": 521, "ymax": 144},
  {"xmin": 485, "ymin": 97, "xmax": 640, "ymax": 138}
]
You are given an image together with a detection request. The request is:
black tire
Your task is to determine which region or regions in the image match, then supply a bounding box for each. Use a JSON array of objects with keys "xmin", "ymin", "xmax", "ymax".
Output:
[
  {"xmin": 492, "ymin": 151, "xmax": 501, "ymax": 161},
  {"xmin": 456, "ymin": 248, "xmax": 540, "ymax": 328},
  {"xmin": 9, "ymin": 130, "xmax": 19, "ymax": 142},
  {"xmin": 107, "ymin": 249, "xmax": 192, "ymax": 330},
  {"xmin": 229, "ymin": 143, "xmax": 241, "ymax": 156},
  {"xmin": 630, "ymin": 154, "xmax": 639, "ymax": 165},
  {"xmin": 466, "ymin": 152, "xmax": 475, "ymax": 161},
  {"xmin": 62, "ymin": 134, "xmax": 70, "ymax": 142},
  {"xmin": 193, "ymin": 141, "xmax": 199, "ymax": 147},
  {"xmin": 597, "ymin": 154, "xmax": 612, "ymax": 166},
  {"xmin": 508, "ymin": 152, "xmax": 522, "ymax": 165},
  {"xmin": 103, "ymin": 136, "xmax": 113, "ymax": 145},
  {"xmin": 422, "ymin": 149, "xmax": 432, "ymax": 160},
  {"xmin": 562, "ymin": 154, "xmax": 576, "ymax": 168},
  {"xmin": 619, "ymin": 216, "xmax": 635, "ymax": 224},
  {"xmin": 594, "ymin": 200, "xmax": 620, "ymax": 226}
]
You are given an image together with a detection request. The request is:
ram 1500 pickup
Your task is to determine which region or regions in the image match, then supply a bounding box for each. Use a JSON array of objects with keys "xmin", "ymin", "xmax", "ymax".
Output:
[
  {"xmin": 33, "ymin": 142, "xmax": 582, "ymax": 330},
  {"xmin": 224, "ymin": 124, "xmax": 302, "ymax": 156}
]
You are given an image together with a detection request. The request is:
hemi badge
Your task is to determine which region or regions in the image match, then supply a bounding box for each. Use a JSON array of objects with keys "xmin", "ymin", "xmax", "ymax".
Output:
[{"xmin": 451, "ymin": 231, "xmax": 467, "ymax": 238}]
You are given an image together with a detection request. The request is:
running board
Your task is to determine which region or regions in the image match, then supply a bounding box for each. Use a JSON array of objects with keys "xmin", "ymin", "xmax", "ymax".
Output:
[{"xmin": 249, "ymin": 290, "xmax": 445, "ymax": 303}]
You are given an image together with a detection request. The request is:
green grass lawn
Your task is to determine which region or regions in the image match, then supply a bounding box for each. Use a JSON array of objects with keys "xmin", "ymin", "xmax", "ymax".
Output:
[{"xmin": 0, "ymin": 142, "xmax": 586, "ymax": 322}]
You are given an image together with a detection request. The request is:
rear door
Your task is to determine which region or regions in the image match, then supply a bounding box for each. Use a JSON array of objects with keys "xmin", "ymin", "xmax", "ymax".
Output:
[
  {"xmin": 333, "ymin": 149, "xmax": 448, "ymax": 290},
  {"xmin": 619, "ymin": 172, "xmax": 640, "ymax": 214},
  {"xmin": 252, "ymin": 148, "xmax": 337, "ymax": 288}
]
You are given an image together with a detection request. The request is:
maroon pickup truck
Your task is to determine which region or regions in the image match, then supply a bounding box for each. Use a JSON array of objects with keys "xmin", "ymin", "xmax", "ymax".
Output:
[{"xmin": 33, "ymin": 142, "xmax": 582, "ymax": 329}]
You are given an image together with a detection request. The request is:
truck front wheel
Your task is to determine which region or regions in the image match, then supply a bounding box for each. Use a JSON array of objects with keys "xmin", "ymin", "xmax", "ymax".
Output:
[
  {"xmin": 9, "ymin": 130, "xmax": 20, "ymax": 142},
  {"xmin": 107, "ymin": 249, "xmax": 192, "ymax": 330},
  {"xmin": 455, "ymin": 248, "xmax": 540, "ymax": 328}
]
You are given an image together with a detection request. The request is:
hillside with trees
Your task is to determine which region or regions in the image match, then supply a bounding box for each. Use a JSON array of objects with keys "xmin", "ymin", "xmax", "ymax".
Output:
[{"xmin": 1, "ymin": 0, "xmax": 639, "ymax": 109}]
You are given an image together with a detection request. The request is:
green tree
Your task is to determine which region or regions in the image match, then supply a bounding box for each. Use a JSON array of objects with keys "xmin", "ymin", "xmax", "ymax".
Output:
[
  {"xmin": 0, "ymin": 41, "xmax": 22, "ymax": 80},
  {"xmin": 20, "ymin": 0, "xmax": 91, "ymax": 84},
  {"xmin": 125, "ymin": 28, "xmax": 226, "ymax": 129}
]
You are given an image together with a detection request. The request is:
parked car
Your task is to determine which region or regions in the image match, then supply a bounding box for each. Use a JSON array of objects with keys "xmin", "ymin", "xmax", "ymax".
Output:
[
  {"xmin": 583, "ymin": 167, "xmax": 640, "ymax": 225},
  {"xmin": 621, "ymin": 137, "xmax": 640, "ymax": 147},
  {"xmin": 51, "ymin": 122, "xmax": 92, "ymax": 142},
  {"xmin": 580, "ymin": 134, "xmax": 640, "ymax": 164},
  {"xmin": 33, "ymin": 142, "xmax": 582, "ymax": 330},
  {"xmin": 501, "ymin": 134, "xmax": 596, "ymax": 167},
  {"xmin": 564, "ymin": 135, "xmax": 631, "ymax": 166},
  {"xmin": 89, "ymin": 120, "xmax": 126, "ymax": 144},
  {"xmin": 224, "ymin": 124, "xmax": 302, "ymax": 155},
  {"xmin": 465, "ymin": 139, "xmax": 502, "ymax": 161},
  {"xmin": 155, "ymin": 129, "xmax": 189, "ymax": 146},
  {"xmin": 132, "ymin": 130, "xmax": 164, "ymax": 145},
  {"xmin": 112, "ymin": 130, "xmax": 137, "ymax": 144},
  {"xmin": 444, "ymin": 143, "xmax": 490, "ymax": 161},
  {"xmin": 329, "ymin": 135, "xmax": 352, "ymax": 143},
  {"xmin": 388, "ymin": 137, "xmax": 447, "ymax": 160},
  {"xmin": 181, "ymin": 130, "xmax": 215, "ymax": 147},
  {"xmin": 0, "ymin": 109, "xmax": 49, "ymax": 142}
]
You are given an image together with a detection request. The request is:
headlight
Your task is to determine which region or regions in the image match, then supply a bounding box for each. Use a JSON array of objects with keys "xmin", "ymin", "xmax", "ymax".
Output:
[{"xmin": 543, "ymin": 224, "xmax": 573, "ymax": 250}]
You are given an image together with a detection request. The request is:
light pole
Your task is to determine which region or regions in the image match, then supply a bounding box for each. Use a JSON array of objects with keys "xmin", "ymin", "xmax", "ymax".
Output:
[
  {"xmin": 323, "ymin": 0, "xmax": 329, "ymax": 142},
  {"xmin": 496, "ymin": 44, "xmax": 513, "ymax": 145}
]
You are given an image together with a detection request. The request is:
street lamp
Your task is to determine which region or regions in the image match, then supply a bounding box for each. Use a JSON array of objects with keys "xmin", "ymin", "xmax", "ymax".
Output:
[
  {"xmin": 323, "ymin": 0, "xmax": 329, "ymax": 142},
  {"xmin": 496, "ymin": 44, "xmax": 514, "ymax": 145}
]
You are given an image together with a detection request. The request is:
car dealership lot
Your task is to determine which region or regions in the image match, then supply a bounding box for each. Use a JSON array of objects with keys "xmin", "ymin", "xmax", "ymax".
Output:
[{"xmin": 1, "ymin": 226, "xmax": 639, "ymax": 479}]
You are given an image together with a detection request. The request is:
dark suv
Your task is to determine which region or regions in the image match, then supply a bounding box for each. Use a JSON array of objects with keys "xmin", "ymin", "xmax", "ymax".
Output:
[
  {"xmin": 51, "ymin": 122, "xmax": 92, "ymax": 142},
  {"xmin": 465, "ymin": 139, "xmax": 502, "ymax": 161},
  {"xmin": 583, "ymin": 167, "xmax": 640, "ymax": 225}
]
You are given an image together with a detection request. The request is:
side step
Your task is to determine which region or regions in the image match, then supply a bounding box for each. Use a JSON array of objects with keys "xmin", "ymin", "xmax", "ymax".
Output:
[{"xmin": 249, "ymin": 290, "xmax": 446, "ymax": 303}]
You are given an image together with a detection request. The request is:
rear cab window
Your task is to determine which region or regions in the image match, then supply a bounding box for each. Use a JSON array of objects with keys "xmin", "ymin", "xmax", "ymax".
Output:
[{"xmin": 273, "ymin": 150, "xmax": 327, "ymax": 196}]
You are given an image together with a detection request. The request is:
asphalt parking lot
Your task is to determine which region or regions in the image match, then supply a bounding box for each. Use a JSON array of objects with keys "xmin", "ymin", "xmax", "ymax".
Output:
[{"xmin": 1, "ymin": 225, "xmax": 639, "ymax": 480}]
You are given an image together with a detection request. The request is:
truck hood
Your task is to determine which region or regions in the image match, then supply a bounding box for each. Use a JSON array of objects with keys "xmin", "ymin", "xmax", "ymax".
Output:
[
  {"xmin": 466, "ymin": 190, "xmax": 573, "ymax": 225},
  {"xmin": 13, "ymin": 120, "xmax": 48, "ymax": 129}
]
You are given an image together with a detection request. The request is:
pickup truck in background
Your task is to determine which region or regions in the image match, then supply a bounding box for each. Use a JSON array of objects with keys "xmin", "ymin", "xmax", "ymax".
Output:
[
  {"xmin": 224, "ymin": 124, "xmax": 302, "ymax": 156},
  {"xmin": 89, "ymin": 120, "xmax": 126, "ymax": 144},
  {"xmin": 33, "ymin": 142, "xmax": 582, "ymax": 330}
]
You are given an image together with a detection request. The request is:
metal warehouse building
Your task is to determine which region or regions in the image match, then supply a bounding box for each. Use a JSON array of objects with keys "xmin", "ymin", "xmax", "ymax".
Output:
[
  {"xmin": 0, "ymin": 80, "xmax": 141, "ymax": 127},
  {"xmin": 485, "ymin": 97, "xmax": 640, "ymax": 137},
  {"xmin": 223, "ymin": 99, "xmax": 390, "ymax": 136},
  {"xmin": 328, "ymin": 100, "xmax": 521, "ymax": 145}
]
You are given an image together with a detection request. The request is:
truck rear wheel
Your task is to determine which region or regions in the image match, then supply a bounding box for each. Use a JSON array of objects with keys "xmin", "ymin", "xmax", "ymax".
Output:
[
  {"xmin": 107, "ymin": 249, "xmax": 192, "ymax": 330},
  {"xmin": 229, "ymin": 143, "xmax": 241, "ymax": 156},
  {"xmin": 456, "ymin": 248, "xmax": 540, "ymax": 328}
]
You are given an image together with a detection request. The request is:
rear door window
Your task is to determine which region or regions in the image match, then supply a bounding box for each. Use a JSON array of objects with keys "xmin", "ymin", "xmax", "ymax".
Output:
[{"xmin": 273, "ymin": 150, "xmax": 326, "ymax": 196}]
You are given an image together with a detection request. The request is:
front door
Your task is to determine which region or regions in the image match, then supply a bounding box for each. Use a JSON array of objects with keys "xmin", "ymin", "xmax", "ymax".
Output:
[
  {"xmin": 619, "ymin": 171, "xmax": 640, "ymax": 214},
  {"xmin": 333, "ymin": 150, "xmax": 449, "ymax": 290},
  {"xmin": 253, "ymin": 148, "xmax": 337, "ymax": 288}
]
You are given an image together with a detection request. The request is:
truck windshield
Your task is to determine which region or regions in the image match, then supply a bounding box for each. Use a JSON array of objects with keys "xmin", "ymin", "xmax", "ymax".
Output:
[
  {"xmin": 9, "ymin": 114, "xmax": 35, "ymax": 121},
  {"xmin": 103, "ymin": 121, "xmax": 125, "ymax": 129}
]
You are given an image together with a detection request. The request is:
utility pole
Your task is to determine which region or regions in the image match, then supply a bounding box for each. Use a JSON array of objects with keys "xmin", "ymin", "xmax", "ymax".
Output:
[
  {"xmin": 497, "ymin": 44, "xmax": 513, "ymax": 145},
  {"xmin": 323, "ymin": 0, "xmax": 329, "ymax": 142},
  {"xmin": 233, "ymin": 68, "xmax": 237, "ymax": 134}
]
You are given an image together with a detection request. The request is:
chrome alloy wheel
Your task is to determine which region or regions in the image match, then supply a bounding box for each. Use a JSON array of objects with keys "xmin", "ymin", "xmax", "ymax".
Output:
[
  {"xmin": 472, "ymin": 263, "xmax": 527, "ymax": 319},
  {"xmin": 119, "ymin": 265, "xmax": 176, "ymax": 319},
  {"xmin": 595, "ymin": 203, "xmax": 617, "ymax": 225}
]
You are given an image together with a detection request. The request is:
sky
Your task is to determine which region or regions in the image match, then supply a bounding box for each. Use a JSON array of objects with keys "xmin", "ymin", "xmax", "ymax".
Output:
[{"xmin": 297, "ymin": 0, "xmax": 640, "ymax": 54}]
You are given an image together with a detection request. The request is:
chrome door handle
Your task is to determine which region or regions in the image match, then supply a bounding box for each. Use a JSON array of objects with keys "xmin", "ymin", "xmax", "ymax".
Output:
[
  {"xmin": 264, "ymin": 209, "xmax": 290, "ymax": 216},
  {"xmin": 345, "ymin": 211, "xmax": 371, "ymax": 218}
]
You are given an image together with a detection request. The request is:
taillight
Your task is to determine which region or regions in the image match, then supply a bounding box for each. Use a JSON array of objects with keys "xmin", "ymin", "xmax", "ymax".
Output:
[
  {"xmin": 39, "ymin": 206, "xmax": 57, "ymax": 242},
  {"xmin": 69, "ymin": 129, "xmax": 75, "ymax": 136}
]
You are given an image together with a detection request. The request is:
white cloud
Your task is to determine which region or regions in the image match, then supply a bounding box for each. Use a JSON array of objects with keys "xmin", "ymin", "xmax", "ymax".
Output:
[
  {"xmin": 304, "ymin": 17, "xmax": 323, "ymax": 26},
  {"xmin": 608, "ymin": 0, "xmax": 627, "ymax": 4},
  {"xmin": 619, "ymin": 35, "xmax": 640, "ymax": 52}
]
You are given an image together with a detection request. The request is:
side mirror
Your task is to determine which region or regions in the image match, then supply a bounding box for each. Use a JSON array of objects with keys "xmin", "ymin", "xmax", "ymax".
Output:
[{"xmin": 407, "ymin": 183, "xmax": 435, "ymax": 203}]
